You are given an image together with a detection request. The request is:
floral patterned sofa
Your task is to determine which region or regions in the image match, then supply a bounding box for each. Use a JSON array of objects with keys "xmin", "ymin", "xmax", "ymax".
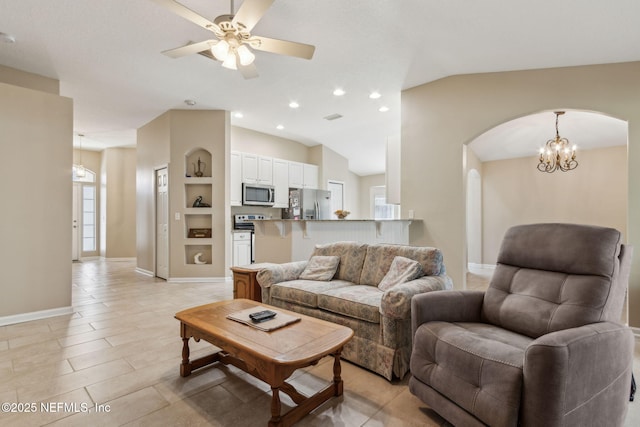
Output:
[{"xmin": 256, "ymin": 241, "xmax": 452, "ymax": 380}]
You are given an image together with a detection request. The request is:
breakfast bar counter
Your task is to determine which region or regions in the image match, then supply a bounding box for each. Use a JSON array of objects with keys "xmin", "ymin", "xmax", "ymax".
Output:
[{"xmin": 252, "ymin": 219, "xmax": 417, "ymax": 264}]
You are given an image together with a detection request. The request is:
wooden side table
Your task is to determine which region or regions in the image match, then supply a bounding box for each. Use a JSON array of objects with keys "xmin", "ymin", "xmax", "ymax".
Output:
[{"xmin": 231, "ymin": 264, "xmax": 267, "ymax": 302}]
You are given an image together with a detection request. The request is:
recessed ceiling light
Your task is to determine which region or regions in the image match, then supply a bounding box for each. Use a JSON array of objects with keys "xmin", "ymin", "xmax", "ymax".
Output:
[
  {"xmin": 233, "ymin": 112, "xmax": 243, "ymax": 118},
  {"xmin": 276, "ymin": 124, "xmax": 284, "ymax": 130},
  {"xmin": 289, "ymin": 101, "xmax": 299, "ymax": 109},
  {"xmin": 333, "ymin": 88, "xmax": 345, "ymax": 96},
  {"xmin": 369, "ymin": 91, "xmax": 381, "ymax": 99},
  {"xmin": 378, "ymin": 106, "xmax": 389, "ymax": 112}
]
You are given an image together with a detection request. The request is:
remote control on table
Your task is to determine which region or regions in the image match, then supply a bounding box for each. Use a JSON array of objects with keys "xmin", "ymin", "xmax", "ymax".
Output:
[{"xmin": 249, "ymin": 310, "xmax": 277, "ymax": 323}]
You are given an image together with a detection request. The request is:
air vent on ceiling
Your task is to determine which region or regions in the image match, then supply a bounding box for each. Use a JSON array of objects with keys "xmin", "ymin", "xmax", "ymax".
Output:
[{"xmin": 324, "ymin": 113, "xmax": 343, "ymax": 121}]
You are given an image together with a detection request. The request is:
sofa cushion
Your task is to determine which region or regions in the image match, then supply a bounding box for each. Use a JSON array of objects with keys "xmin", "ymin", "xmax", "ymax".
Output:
[
  {"xmin": 299, "ymin": 256, "xmax": 340, "ymax": 281},
  {"xmin": 270, "ymin": 279, "xmax": 353, "ymax": 308},
  {"xmin": 311, "ymin": 242, "xmax": 368, "ymax": 284},
  {"xmin": 411, "ymin": 321, "xmax": 531, "ymax": 427},
  {"xmin": 378, "ymin": 256, "xmax": 423, "ymax": 291},
  {"xmin": 318, "ymin": 285, "xmax": 383, "ymax": 323},
  {"xmin": 360, "ymin": 244, "xmax": 444, "ymax": 286}
]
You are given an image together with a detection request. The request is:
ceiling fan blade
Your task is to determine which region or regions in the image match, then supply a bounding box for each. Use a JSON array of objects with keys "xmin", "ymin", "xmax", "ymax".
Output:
[
  {"xmin": 151, "ymin": 0, "xmax": 223, "ymax": 36},
  {"xmin": 250, "ymin": 36, "xmax": 315, "ymax": 59},
  {"xmin": 238, "ymin": 62, "xmax": 259, "ymax": 79},
  {"xmin": 162, "ymin": 40, "xmax": 216, "ymax": 58},
  {"xmin": 232, "ymin": 0, "xmax": 275, "ymax": 32}
]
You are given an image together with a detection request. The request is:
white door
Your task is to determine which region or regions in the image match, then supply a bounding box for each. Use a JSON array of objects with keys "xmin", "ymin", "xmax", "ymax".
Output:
[
  {"xmin": 72, "ymin": 183, "xmax": 81, "ymax": 261},
  {"xmin": 156, "ymin": 168, "xmax": 169, "ymax": 279},
  {"xmin": 327, "ymin": 180, "xmax": 344, "ymax": 218}
]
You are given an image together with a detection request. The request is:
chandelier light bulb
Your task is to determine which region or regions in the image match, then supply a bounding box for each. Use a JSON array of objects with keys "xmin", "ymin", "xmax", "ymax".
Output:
[
  {"xmin": 236, "ymin": 44, "xmax": 255, "ymax": 66},
  {"xmin": 211, "ymin": 40, "xmax": 230, "ymax": 61}
]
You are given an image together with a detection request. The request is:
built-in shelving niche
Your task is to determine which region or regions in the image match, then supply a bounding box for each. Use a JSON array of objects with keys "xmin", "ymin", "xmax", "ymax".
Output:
[{"xmin": 183, "ymin": 147, "xmax": 213, "ymax": 267}]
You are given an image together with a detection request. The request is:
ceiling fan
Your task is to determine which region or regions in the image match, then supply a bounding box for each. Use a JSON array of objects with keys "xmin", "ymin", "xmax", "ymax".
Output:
[{"xmin": 152, "ymin": 0, "xmax": 316, "ymax": 79}]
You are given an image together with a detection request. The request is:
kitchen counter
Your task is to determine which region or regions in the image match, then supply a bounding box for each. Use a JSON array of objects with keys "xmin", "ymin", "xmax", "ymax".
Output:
[{"xmin": 252, "ymin": 219, "xmax": 418, "ymax": 264}]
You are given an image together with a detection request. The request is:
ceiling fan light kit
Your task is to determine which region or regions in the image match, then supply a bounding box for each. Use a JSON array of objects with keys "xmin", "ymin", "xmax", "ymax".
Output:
[{"xmin": 152, "ymin": 0, "xmax": 315, "ymax": 79}]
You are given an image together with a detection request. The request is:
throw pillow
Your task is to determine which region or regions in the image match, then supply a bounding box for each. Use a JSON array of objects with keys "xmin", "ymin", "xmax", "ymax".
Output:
[
  {"xmin": 299, "ymin": 255, "xmax": 340, "ymax": 281},
  {"xmin": 378, "ymin": 256, "xmax": 423, "ymax": 291}
]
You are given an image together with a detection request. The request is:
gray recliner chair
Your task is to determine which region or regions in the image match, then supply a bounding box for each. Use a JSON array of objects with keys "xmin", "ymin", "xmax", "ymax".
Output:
[{"xmin": 409, "ymin": 223, "xmax": 634, "ymax": 427}]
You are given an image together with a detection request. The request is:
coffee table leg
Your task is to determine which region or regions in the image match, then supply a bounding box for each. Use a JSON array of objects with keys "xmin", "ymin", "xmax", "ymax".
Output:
[
  {"xmin": 269, "ymin": 386, "xmax": 282, "ymax": 426},
  {"xmin": 333, "ymin": 349, "xmax": 344, "ymax": 396},
  {"xmin": 180, "ymin": 336, "xmax": 192, "ymax": 377}
]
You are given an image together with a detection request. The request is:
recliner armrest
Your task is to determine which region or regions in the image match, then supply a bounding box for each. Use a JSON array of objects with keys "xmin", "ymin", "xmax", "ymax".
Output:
[
  {"xmin": 522, "ymin": 322, "xmax": 634, "ymax": 426},
  {"xmin": 411, "ymin": 290, "xmax": 484, "ymax": 336},
  {"xmin": 255, "ymin": 261, "xmax": 308, "ymax": 288}
]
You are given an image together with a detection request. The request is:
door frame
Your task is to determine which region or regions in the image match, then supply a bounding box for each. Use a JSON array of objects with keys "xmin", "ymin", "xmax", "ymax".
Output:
[{"xmin": 155, "ymin": 165, "xmax": 169, "ymax": 279}]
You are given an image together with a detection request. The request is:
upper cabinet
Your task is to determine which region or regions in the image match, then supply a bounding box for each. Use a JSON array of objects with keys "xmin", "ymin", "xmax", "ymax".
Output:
[
  {"xmin": 231, "ymin": 151, "xmax": 319, "ymax": 207},
  {"xmin": 303, "ymin": 163, "xmax": 319, "ymax": 189},
  {"xmin": 288, "ymin": 161, "xmax": 304, "ymax": 188},
  {"xmin": 273, "ymin": 158, "xmax": 289, "ymax": 208},
  {"xmin": 241, "ymin": 153, "xmax": 272, "ymax": 185}
]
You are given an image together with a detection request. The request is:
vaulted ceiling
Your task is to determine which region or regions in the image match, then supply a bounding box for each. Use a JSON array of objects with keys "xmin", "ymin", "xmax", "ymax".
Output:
[{"xmin": 1, "ymin": 0, "xmax": 639, "ymax": 175}]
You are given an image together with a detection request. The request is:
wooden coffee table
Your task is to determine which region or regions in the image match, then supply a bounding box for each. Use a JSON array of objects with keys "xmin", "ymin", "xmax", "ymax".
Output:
[{"xmin": 175, "ymin": 299, "xmax": 354, "ymax": 427}]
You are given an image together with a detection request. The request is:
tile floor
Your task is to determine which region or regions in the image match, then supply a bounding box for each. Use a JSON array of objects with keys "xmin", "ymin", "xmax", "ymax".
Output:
[{"xmin": 0, "ymin": 259, "xmax": 637, "ymax": 426}]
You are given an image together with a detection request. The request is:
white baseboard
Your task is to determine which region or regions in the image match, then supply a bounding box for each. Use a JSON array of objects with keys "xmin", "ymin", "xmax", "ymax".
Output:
[
  {"xmin": 632, "ymin": 327, "xmax": 640, "ymax": 338},
  {"xmin": 0, "ymin": 306, "xmax": 74, "ymax": 327},
  {"xmin": 135, "ymin": 267, "xmax": 154, "ymax": 277},
  {"xmin": 168, "ymin": 277, "xmax": 230, "ymax": 283}
]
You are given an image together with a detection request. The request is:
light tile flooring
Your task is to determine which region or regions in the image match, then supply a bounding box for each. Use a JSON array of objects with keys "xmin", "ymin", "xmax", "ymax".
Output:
[{"xmin": 0, "ymin": 259, "xmax": 637, "ymax": 426}]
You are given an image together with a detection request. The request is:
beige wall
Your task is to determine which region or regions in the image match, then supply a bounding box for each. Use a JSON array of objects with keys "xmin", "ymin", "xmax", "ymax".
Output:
[
  {"xmin": 136, "ymin": 112, "xmax": 170, "ymax": 274},
  {"xmin": 358, "ymin": 174, "xmax": 386, "ymax": 218},
  {"xmin": 101, "ymin": 147, "xmax": 137, "ymax": 258},
  {"xmin": 480, "ymin": 145, "xmax": 627, "ymax": 264},
  {"xmin": 0, "ymin": 80, "xmax": 73, "ymax": 320},
  {"xmin": 231, "ymin": 126, "xmax": 310, "ymax": 162},
  {"xmin": 137, "ymin": 110, "xmax": 230, "ymax": 278},
  {"xmin": 0, "ymin": 64, "xmax": 59, "ymax": 95},
  {"xmin": 402, "ymin": 61, "xmax": 640, "ymax": 326}
]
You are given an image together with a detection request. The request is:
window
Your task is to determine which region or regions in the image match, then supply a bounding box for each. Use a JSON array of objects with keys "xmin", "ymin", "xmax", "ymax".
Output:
[
  {"xmin": 73, "ymin": 165, "xmax": 97, "ymax": 252},
  {"xmin": 371, "ymin": 186, "xmax": 400, "ymax": 219},
  {"xmin": 82, "ymin": 186, "xmax": 96, "ymax": 251}
]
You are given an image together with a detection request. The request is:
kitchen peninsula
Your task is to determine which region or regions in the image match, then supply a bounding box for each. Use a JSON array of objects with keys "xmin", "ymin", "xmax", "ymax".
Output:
[{"xmin": 252, "ymin": 219, "xmax": 417, "ymax": 264}]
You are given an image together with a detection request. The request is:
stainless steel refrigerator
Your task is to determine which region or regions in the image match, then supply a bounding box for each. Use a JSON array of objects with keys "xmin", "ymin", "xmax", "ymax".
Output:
[{"xmin": 283, "ymin": 188, "xmax": 332, "ymax": 220}]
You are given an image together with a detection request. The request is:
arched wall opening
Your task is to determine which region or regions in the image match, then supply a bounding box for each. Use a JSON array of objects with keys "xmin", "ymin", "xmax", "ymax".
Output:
[{"xmin": 463, "ymin": 109, "xmax": 629, "ymax": 317}]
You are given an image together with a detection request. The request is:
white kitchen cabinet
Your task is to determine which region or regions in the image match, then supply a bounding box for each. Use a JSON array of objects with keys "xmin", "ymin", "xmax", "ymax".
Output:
[
  {"xmin": 303, "ymin": 163, "xmax": 319, "ymax": 189},
  {"xmin": 241, "ymin": 153, "xmax": 273, "ymax": 185},
  {"xmin": 230, "ymin": 151, "xmax": 242, "ymax": 206},
  {"xmin": 241, "ymin": 153, "xmax": 258, "ymax": 184},
  {"xmin": 232, "ymin": 231, "xmax": 252, "ymax": 266},
  {"xmin": 257, "ymin": 156, "xmax": 273, "ymax": 184},
  {"xmin": 288, "ymin": 161, "xmax": 304, "ymax": 188},
  {"xmin": 273, "ymin": 158, "xmax": 289, "ymax": 208}
]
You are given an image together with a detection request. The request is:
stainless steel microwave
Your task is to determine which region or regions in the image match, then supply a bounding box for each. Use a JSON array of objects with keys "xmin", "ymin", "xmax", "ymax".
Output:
[{"xmin": 242, "ymin": 183, "xmax": 275, "ymax": 206}]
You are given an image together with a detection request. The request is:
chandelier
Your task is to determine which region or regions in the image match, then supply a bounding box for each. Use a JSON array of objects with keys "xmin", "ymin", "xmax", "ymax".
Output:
[{"xmin": 537, "ymin": 111, "xmax": 578, "ymax": 173}]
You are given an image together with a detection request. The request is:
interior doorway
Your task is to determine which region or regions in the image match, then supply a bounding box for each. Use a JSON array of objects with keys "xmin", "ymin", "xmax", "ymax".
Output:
[
  {"xmin": 155, "ymin": 167, "xmax": 169, "ymax": 279},
  {"xmin": 327, "ymin": 180, "xmax": 344, "ymax": 217},
  {"xmin": 466, "ymin": 169, "xmax": 482, "ymax": 267}
]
